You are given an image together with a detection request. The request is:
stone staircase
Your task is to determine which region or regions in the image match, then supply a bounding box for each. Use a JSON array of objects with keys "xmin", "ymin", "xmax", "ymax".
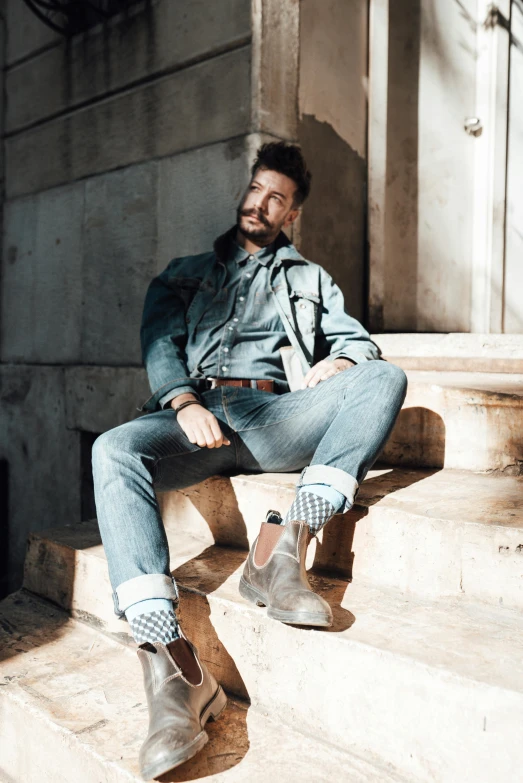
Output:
[{"xmin": 2, "ymin": 360, "xmax": 523, "ymax": 782}]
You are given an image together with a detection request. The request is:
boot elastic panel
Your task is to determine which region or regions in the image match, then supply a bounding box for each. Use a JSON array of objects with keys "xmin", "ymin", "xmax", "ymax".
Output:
[
  {"xmin": 166, "ymin": 638, "xmax": 203, "ymax": 686},
  {"xmin": 254, "ymin": 522, "xmax": 285, "ymax": 567}
]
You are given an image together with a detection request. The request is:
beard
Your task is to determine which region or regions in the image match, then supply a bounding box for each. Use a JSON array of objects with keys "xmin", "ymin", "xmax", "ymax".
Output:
[{"xmin": 236, "ymin": 207, "xmax": 276, "ymax": 244}]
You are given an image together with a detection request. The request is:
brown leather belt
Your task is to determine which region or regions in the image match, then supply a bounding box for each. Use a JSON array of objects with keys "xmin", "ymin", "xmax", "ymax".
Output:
[{"xmin": 208, "ymin": 378, "xmax": 274, "ymax": 393}]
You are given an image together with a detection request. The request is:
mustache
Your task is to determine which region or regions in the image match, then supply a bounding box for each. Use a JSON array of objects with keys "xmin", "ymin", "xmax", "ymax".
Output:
[{"xmin": 239, "ymin": 208, "xmax": 270, "ymax": 227}]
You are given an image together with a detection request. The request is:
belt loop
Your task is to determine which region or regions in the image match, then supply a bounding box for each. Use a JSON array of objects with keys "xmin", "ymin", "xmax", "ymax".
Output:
[{"xmin": 250, "ymin": 380, "xmax": 257, "ymax": 390}]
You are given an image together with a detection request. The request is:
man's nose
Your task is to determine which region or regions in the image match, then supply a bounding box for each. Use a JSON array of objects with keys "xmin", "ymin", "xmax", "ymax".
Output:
[{"xmin": 253, "ymin": 193, "xmax": 269, "ymax": 212}]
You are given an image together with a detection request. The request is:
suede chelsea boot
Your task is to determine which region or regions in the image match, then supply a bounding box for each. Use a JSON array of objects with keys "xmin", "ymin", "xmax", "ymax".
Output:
[
  {"xmin": 239, "ymin": 520, "xmax": 333, "ymax": 627},
  {"xmin": 137, "ymin": 629, "xmax": 227, "ymax": 780}
]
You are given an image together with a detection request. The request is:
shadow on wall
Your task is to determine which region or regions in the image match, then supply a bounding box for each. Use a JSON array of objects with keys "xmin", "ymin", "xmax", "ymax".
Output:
[
  {"xmin": 0, "ymin": 461, "xmax": 9, "ymax": 601},
  {"xmin": 378, "ymin": 0, "xmax": 421, "ymax": 332},
  {"xmin": 299, "ymin": 114, "xmax": 367, "ymax": 325},
  {"xmin": 381, "ymin": 405, "xmax": 446, "ymax": 468}
]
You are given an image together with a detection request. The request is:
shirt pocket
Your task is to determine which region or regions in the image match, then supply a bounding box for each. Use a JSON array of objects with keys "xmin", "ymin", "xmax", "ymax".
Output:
[
  {"xmin": 291, "ymin": 290, "xmax": 320, "ymax": 335},
  {"xmin": 247, "ymin": 289, "xmax": 281, "ymax": 329}
]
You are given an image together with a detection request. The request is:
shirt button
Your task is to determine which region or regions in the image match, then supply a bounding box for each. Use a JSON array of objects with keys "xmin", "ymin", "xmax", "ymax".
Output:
[
  {"xmin": 245, "ymin": 273, "xmax": 252, "ymax": 279},
  {"xmin": 233, "ymin": 318, "xmax": 239, "ymax": 322},
  {"xmin": 223, "ymin": 347, "xmax": 229, "ymax": 353},
  {"xmin": 239, "ymin": 296, "xmax": 245, "ymax": 302},
  {"xmin": 222, "ymin": 366, "xmax": 228, "ymax": 372},
  {"xmin": 249, "ymin": 255, "xmax": 254, "ymax": 261},
  {"xmin": 300, "ymin": 303, "xmax": 307, "ymax": 309},
  {"xmin": 228, "ymin": 326, "xmax": 234, "ymax": 331}
]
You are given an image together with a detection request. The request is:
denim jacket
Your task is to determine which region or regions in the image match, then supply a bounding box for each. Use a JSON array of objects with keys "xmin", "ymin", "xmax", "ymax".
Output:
[{"xmin": 140, "ymin": 229, "xmax": 380, "ymax": 411}]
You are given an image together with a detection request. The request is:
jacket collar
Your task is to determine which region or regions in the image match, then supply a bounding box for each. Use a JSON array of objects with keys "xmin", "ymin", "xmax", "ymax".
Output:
[{"xmin": 213, "ymin": 226, "xmax": 306, "ymax": 266}]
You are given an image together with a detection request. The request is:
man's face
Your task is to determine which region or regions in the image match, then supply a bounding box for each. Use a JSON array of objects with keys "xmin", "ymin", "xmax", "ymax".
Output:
[{"xmin": 236, "ymin": 167, "xmax": 300, "ymax": 245}]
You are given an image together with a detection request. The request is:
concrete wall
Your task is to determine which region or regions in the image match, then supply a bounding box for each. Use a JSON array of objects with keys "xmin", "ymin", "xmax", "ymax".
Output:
[
  {"xmin": 0, "ymin": 0, "xmax": 300, "ymax": 596},
  {"xmin": 298, "ymin": 0, "xmax": 368, "ymax": 323},
  {"xmin": 504, "ymin": 1, "xmax": 523, "ymax": 333},
  {"xmin": 375, "ymin": 0, "xmax": 478, "ymax": 332}
]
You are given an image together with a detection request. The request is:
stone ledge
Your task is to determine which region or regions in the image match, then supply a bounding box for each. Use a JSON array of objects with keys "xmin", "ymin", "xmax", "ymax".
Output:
[
  {"xmin": 0, "ymin": 591, "xmax": 403, "ymax": 783},
  {"xmin": 374, "ymin": 333, "xmax": 523, "ymax": 372}
]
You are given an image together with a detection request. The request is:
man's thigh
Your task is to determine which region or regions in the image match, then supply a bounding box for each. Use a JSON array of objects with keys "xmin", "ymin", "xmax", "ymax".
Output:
[
  {"xmin": 99, "ymin": 408, "xmax": 236, "ymax": 491},
  {"xmin": 229, "ymin": 368, "xmax": 359, "ymax": 473}
]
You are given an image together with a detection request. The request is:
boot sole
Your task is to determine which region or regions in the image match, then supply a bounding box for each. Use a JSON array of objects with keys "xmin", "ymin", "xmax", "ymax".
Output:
[
  {"xmin": 239, "ymin": 576, "xmax": 332, "ymax": 628},
  {"xmin": 140, "ymin": 686, "xmax": 227, "ymax": 780}
]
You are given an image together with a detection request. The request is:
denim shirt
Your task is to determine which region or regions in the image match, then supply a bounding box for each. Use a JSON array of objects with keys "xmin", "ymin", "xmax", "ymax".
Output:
[{"xmin": 140, "ymin": 227, "xmax": 380, "ymax": 411}]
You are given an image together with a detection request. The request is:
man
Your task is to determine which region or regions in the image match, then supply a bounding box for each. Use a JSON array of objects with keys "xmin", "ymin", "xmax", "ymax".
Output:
[{"xmin": 92, "ymin": 142, "xmax": 407, "ymax": 779}]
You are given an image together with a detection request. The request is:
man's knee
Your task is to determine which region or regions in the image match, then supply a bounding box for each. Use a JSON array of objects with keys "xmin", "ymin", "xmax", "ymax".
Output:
[
  {"xmin": 357, "ymin": 361, "xmax": 408, "ymax": 409},
  {"xmin": 92, "ymin": 423, "xmax": 138, "ymax": 468}
]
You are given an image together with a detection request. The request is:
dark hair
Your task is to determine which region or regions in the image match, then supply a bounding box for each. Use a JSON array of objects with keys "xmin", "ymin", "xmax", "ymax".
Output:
[{"xmin": 251, "ymin": 142, "xmax": 312, "ymax": 207}]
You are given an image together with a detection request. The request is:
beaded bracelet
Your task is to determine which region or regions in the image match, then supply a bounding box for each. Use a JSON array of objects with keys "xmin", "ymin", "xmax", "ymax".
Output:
[{"xmin": 174, "ymin": 400, "xmax": 203, "ymax": 414}]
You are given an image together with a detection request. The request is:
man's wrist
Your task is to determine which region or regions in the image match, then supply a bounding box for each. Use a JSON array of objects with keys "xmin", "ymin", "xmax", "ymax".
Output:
[
  {"xmin": 170, "ymin": 392, "xmax": 200, "ymax": 410},
  {"xmin": 333, "ymin": 357, "xmax": 355, "ymax": 370}
]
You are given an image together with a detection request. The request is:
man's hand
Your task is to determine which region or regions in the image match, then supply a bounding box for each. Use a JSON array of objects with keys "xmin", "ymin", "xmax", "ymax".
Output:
[
  {"xmin": 301, "ymin": 357, "xmax": 355, "ymax": 389},
  {"xmin": 171, "ymin": 394, "xmax": 231, "ymax": 448}
]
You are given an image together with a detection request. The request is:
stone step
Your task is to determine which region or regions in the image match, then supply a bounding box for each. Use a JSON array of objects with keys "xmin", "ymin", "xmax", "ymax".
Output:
[
  {"xmin": 23, "ymin": 468, "xmax": 523, "ymax": 617},
  {"xmin": 385, "ymin": 370, "xmax": 523, "ymax": 471},
  {"xmin": 373, "ymin": 333, "xmax": 523, "ymax": 373},
  {"xmin": 17, "ymin": 547, "xmax": 523, "ymax": 782},
  {"xmin": 0, "ymin": 591, "xmax": 407, "ymax": 783},
  {"xmin": 156, "ymin": 467, "xmax": 523, "ymax": 608},
  {"xmin": 167, "ymin": 547, "xmax": 523, "ymax": 783}
]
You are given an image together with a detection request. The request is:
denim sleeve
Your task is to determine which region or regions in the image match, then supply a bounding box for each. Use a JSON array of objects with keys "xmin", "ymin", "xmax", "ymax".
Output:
[
  {"xmin": 140, "ymin": 263, "xmax": 200, "ymax": 412},
  {"xmin": 158, "ymin": 386, "xmax": 202, "ymax": 409},
  {"xmin": 317, "ymin": 269, "xmax": 381, "ymax": 364}
]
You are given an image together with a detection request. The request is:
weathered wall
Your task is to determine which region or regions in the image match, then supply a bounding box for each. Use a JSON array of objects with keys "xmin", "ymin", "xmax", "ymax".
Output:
[
  {"xmin": 298, "ymin": 0, "xmax": 368, "ymax": 323},
  {"xmin": 374, "ymin": 0, "xmax": 479, "ymax": 332},
  {"xmin": 504, "ymin": 1, "xmax": 523, "ymax": 333},
  {"xmin": 1, "ymin": 0, "xmax": 301, "ymax": 596}
]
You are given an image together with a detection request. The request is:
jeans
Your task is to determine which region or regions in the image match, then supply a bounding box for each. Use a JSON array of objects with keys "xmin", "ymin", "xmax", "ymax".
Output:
[{"xmin": 92, "ymin": 361, "xmax": 407, "ymax": 616}]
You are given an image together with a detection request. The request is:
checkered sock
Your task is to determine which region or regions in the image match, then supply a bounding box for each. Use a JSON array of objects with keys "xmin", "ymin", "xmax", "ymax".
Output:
[
  {"xmin": 283, "ymin": 484, "xmax": 345, "ymax": 534},
  {"xmin": 125, "ymin": 598, "xmax": 180, "ymax": 645}
]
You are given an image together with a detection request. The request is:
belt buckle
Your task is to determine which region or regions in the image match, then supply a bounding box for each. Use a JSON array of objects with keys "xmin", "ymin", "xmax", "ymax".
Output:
[{"xmin": 207, "ymin": 377, "xmax": 218, "ymax": 390}]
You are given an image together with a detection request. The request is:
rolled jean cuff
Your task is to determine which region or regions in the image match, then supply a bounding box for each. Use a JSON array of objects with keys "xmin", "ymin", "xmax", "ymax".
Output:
[
  {"xmin": 298, "ymin": 464, "xmax": 358, "ymax": 512},
  {"xmin": 114, "ymin": 573, "xmax": 179, "ymax": 616}
]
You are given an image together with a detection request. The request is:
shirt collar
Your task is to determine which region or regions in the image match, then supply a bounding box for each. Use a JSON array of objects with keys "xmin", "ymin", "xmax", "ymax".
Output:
[
  {"xmin": 229, "ymin": 237, "xmax": 276, "ymax": 267},
  {"xmin": 213, "ymin": 226, "xmax": 306, "ymax": 267}
]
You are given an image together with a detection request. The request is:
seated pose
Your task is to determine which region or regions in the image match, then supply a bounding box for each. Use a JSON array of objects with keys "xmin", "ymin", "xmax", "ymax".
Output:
[{"xmin": 92, "ymin": 142, "xmax": 407, "ymax": 780}]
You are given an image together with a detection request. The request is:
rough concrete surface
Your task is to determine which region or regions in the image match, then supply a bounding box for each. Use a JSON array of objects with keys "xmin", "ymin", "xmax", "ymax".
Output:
[
  {"xmin": 173, "ymin": 550, "xmax": 523, "ymax": 783},
  {"xmin": 383, "ymin": 370, "xmax": 523, "ymax": 471},
  {"xmin": 1, "ymin": 183, "xmax": 85, "ymax": 363},
  {"xmin": 5, "ymin": 0, "xmax": 59, "ymax": 65},
  {"xmin": 13, "ymin": 536, "xmax": 523, "ymax": 783},
  {"xmin": 6, "ymin": 46, "xmax": 251, "ymax": 199},
  {"xmin": 0, "ymin": 592, "xmax": 406, "ymax": 783},
  {"xmin": 6, "ymin": 0, "xmax": 251, "ymax": 134},
  {"xmin": 64, "ymin": 366, "xmax": 149, "ymax": 434},
  {"xmin": 160, "ymin": 466, "xmax": 523, "ymax": 607},
  {"xmin": 82, "ymin": 161, "xmax": 158, "ymax": 365},
  {"xmin": 252, "ymin": 0, "xmax": 299, "ymax": 141},
  {"xmin": 374, "ymin": 333, "xmax": 523, "ymax": 372},
  {"xmin": 24, "ymin": 464, "xmax": 523, "ymax": 624},
  {"xmin": 0, "ymin": 365, "xmax": 80, "ymax": 598}
]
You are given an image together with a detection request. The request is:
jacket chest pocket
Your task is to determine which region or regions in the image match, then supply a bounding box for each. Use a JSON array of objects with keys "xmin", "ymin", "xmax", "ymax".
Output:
[
  {"xmin": 291, "ymin": 290, "xmax": 320, "ymax": 335},
  {"xmin": 195, "ymin": 287, "xmax": 230, "ymax": 328},
  {"xmin": 170, "ymin": 276, "xmax": 201, "ymax": 311}
]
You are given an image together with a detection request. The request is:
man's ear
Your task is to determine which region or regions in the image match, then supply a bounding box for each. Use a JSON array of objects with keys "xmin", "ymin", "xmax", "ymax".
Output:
[{"xmin": 283, "ymin": 208, "xmax": 300, "ymax": 229}]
